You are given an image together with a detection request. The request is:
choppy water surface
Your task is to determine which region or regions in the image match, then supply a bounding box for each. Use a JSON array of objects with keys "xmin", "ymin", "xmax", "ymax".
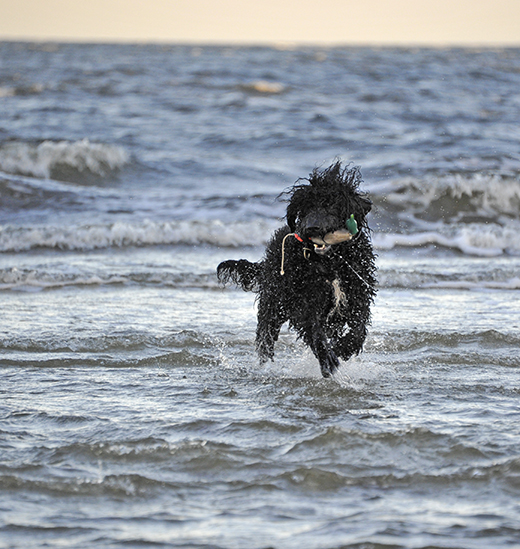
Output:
[{"xmin": 1, "ymin": 42, "xmax": 520, "ymax": 548}]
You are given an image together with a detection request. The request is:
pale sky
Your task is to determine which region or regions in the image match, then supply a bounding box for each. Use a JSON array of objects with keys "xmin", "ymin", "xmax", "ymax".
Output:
[{"xmin": 1, "ymin": 0, "xmax": 519, "ymax": 46}]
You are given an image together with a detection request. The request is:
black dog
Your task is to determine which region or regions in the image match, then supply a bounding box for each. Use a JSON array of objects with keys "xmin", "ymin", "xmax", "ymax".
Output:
[{"xmin": 217, "ymin": 162, "xmax": 377, "ymax": 378}]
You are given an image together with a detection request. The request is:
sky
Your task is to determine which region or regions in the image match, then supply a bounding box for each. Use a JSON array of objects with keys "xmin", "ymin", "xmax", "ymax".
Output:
[{"xmin": 1, "ymin": 0, "xmax": 519, "ymax": 46}]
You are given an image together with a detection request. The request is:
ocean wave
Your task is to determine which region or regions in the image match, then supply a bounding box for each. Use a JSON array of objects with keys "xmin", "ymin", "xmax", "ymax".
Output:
[
  {"xmin": 0, "ymin": 472, "xmax": 177, "ymax": 497},
  {"xmin": 3, "ymin": 457, "xmax": 518, "ymax": 498},
  {"xmin": 0, "ymin": 329, "xmax": 214, "ymax": 355},
  {"xmin": 3, "ymin": 216, "xmax": 519, "ymax": 257},
  {"xmin": 0, "ymin": 329, "xmax": 217, "ymax": 368},
  {"xmin": 3, "ymin": 261, "xmax": 518, "ymax": 293},
  {"xmin": 378, "ymin": 268, "xmax": 520, "ymax": 290},
  {"xmin": 0, "ymin": 139, "xmax": 129, "ymax": 182},
  {"xmin": 0, "ymin": 350, "xmax": 213, "ymax": 369},
  {"xmin": 0, "ymin": 268, "xmax": 126, "ymax": 291},
  {"xmin": 367, "ymin": 329, "xmax": 520, "ymax": 356},
  {"xmin": 0, "ymin": 267, "xmax": 218, "ymax": 291},
  {"xmin": 0, "ymin": 219, "xmax": 275, "ymax": 252},
  {"xmin": 373, "ymin": 223, "xmax": 520, "ymax": 256},
  {"xmin": 276, "ymin": 459, "xmax": 520, "ymax": 491},
  {"xmin": 0, "ymin": 171, "xmax": 104, "ymax": 212},
  {"xmin": 371, "ymin": 173, "xmax": 520, "ymax": 222}
]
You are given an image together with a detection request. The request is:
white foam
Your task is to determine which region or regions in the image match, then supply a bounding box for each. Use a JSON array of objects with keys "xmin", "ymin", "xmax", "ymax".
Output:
[
  {"xmin": 373, "ymin": 223, "xmax": 520, "ymax": 256},
  {"xmin": 0, "ymin": 219, "xmax": 276, "ymax": 253},
  {"xmin": 240, "ymin": 81, "xmax": 286, "ymax": 94},
  {"xmin": 2, "ymin": 216, "xmax": 518, "ymax": 258},
  {"xmin": 422, "ymin": 278, "xmax": 520, "ymax": 290},
  {"xmin": 377, "ymin": 269, "xmax": 520, "ymax": 291},
  {"xmin": 333, "ymin": 355, "xmax": 390, "ymax": 388},
  {"xmin": 374, "ymin": 173, "xmax": 520, "ymax": 219},
  {"xmin": 0, "ymin": 139, "xmax": 129, "ymax": 179},
  {"xmin": 0, "ymin": 268, "xmax": 126, "ymax": 291},
  {"xmin": 0, "ymin": 86, "xmax": 15, "ymax": 98}
]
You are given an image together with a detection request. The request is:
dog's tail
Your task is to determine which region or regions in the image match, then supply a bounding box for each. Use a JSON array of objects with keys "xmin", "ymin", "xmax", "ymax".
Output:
[{"xmin": 217, "ymin": 259, "xmax": 261, "ymax": 292}]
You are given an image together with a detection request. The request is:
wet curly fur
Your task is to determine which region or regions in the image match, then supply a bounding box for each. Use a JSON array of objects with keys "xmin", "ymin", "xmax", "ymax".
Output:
[{"xmin": 217, "ymin": 162, "xmax": 377, "ymax": 378}]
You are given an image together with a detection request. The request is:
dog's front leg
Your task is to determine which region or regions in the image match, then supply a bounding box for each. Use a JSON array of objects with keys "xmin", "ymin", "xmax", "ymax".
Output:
[
  {"xmin": 303, "ymin": 328, "xmax": 340, "ymax": 378},
  {"xmin": 255, "ymin": 297, "xmax": 286, "ymax": 363}
]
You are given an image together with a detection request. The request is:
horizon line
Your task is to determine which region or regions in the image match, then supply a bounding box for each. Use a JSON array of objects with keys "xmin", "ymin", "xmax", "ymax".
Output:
[{"xmin": 2, "ymin": 36, "xmax": 520, "ymax": 49}]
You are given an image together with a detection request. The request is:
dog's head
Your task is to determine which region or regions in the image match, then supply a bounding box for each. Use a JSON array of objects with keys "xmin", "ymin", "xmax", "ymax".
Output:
[{"xmin": 285, "ymin": 162, "xmax": 372, "ymax": 256}]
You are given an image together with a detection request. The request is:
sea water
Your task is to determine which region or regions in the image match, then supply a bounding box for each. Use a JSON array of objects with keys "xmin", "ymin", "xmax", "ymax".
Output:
[{"xmin": 1, "ymin": 42, "xmax": 520, "ymax": 549}]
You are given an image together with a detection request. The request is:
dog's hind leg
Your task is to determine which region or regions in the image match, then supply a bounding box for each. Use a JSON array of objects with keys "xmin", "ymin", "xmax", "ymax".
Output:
[
  {"xmin": 334, "ymin": 324, "xmax": 368, "ymax": 362},
  {"xmin": 303, "ymin": 328, "xmax": 340, "ymax": 378}
]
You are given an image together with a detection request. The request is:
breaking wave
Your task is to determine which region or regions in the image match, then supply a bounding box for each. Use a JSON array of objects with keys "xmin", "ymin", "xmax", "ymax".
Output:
[
  {"xmin": 0, "ymin": 219, "xmax": 275, "ymax": 253},
  {"xmin": 371, "ymin": 173, "xmax": 520, "ymax": 222},
  {"xmin": 0, "ymin": 267, "xmax": 218, "ymax": 292},
  {"xmin": 368, "ymin": 173, "xmax": 520, "ymax": 256},
  {"xmin": 0, "ymin": 139, "xmax": 129, "ymax": 181},
  {"xmin": 1, "ymin": 217, "xmax": 519, "ymax": 258},
  {"xmin": 373, "ymin": 222, "xmax": 520, "ymax": 256}
]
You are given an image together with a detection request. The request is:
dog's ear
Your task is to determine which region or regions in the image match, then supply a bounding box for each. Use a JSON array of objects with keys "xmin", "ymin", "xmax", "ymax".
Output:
[
  {"xmin": 350, "ymin": 195, "xmax": 372, "ymax": 229},
  {"xmin": 286, "ymin": 201, "xmax": 298, "ymax": 232},
  {"xmin": 359, "ymin": 196, "xmax": 372, "ymax": 217}
]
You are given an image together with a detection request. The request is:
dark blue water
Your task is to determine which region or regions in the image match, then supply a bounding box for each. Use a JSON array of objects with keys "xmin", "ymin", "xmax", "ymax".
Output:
[{"xmin": 1, "ymin": 42, "xmax": 520, "ymax": 549}]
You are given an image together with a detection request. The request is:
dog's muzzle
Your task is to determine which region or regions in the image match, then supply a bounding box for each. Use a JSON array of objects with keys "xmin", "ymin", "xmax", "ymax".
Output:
[
  {"xmin": 281, "ymin": 211, "xmax": 360, "ymax": 274},
  {"xmin": 299, "ymin": 210, "xmax": 354, "ymax": 255},
  {"xmin": 280, "ymin": 228, "xmax": 357, "ymax": 275}
]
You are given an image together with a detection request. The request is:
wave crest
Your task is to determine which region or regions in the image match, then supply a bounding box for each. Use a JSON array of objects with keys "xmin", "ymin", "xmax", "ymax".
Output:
[
  {"xmin": 373, "ymin": 174, "xmax": 520, "ymax": 222},
  {"xmin": 0, "ymin": 219, "xmax": 275, "ymax": 253},
  {"xmin": 0, "ymin": 139, "xmax": 129, "ymax": 182},
  {"xmin": 2, "ymin": 217, "xmax": 519, "ymax": 257},
  {"xmin": 374, "ymin": 222, "xmax": 520, "ymax": 256}
]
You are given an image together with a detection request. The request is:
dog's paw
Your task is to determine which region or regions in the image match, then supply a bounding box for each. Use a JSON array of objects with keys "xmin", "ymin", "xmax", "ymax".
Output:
[{"xmin": 320, "ymin": 352, "xmax": 340, "ymax": 378}]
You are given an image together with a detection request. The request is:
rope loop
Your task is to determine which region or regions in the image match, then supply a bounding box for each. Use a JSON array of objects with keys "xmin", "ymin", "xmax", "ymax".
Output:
[{"xmin": 280, "ymin": 233, "xmax": 296, "ymax": 275}]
